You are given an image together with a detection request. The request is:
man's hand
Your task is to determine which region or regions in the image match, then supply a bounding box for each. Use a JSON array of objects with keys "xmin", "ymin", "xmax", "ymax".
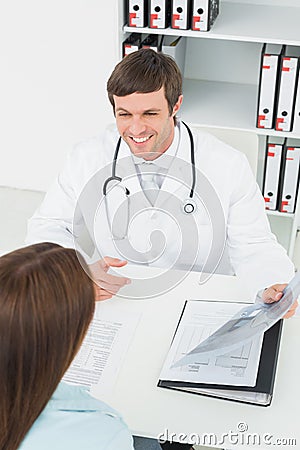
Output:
[
  {"xmin": 262, "ymin": 283, "xmax": 298, "ymax": 319},
  {"xmin": 89, "ymin": 257, "xmax": 131, "ymax": 301}
]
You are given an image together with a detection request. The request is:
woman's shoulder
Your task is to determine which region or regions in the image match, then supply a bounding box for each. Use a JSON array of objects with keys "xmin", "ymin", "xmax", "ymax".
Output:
[{"xmin": 20, "ymin": 383, "xmax": 134, "ymax": 450}]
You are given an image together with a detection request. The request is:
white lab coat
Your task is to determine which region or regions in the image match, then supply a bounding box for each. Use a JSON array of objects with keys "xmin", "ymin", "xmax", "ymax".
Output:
[{"xmin": 26, "ymin": 122, "xmax": 294, "ymax": 297}]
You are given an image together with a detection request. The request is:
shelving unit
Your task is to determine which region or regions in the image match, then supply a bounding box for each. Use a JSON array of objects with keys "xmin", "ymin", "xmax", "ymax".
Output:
[
  {"xmin": 120, "ymin": 0, "xmax": 300, "ymax": 258},
  {"xmin": 123, "ymin": 2, "xmax": 300, "ymax": 45}
]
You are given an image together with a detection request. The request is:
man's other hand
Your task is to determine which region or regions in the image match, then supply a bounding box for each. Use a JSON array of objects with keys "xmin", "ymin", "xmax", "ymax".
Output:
[
  {"xmin": 262, "ymin": 283, "xmax": 298, "ymax": 319},
  {"xmin": 89, "ymin": 257, "xmax": 131, "ymax": 301}
]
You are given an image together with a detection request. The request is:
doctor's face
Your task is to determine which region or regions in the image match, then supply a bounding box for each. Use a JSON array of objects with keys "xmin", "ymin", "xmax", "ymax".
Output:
[{"xmin": 114, "ymin": 87, "xmax": 182, "ymax": 161}]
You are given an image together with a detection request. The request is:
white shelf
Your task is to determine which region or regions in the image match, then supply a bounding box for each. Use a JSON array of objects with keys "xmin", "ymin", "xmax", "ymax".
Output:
[
  {"xmin": 255, "ymin": 128, "xmax": 300, "ymax": 140},
  {"xmin": 123, "ymin": 2, "xmax": 300, "ymax": 46},
  {"xmin": 180, "ymin": 79, "xmax": 300, "ymax": 139},
  {"xmin": 266, "ymin": 210, "xmax": 295, "ymax": 219},
  {"xmin": 181, "ymin": 79, "xmax": 256, "ymax": 131}
]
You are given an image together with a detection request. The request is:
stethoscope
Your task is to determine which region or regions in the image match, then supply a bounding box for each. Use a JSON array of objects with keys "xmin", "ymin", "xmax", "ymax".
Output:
[{"xmin": 102, "ymin": 121, "xmax": 197, "ymax": 240}]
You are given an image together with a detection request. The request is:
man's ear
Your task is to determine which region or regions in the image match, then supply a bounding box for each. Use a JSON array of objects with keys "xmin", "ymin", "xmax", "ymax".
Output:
[{"xmin": 172, "ymin": 95, "xmax": 183, "ymax": 117}]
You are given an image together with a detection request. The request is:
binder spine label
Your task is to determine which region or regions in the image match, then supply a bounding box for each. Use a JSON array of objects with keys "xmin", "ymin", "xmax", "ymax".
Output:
[{"xmin": 124, "ymin": 44, "xmax": 139, "ymax": 56}]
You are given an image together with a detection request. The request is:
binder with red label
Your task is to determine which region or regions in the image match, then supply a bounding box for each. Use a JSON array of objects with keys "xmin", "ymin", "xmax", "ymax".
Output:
[
  {"xmin": 128, "ymin": 0, "xmax": 148, "ymax": 27},
  {"xmin": 141, "ymin": 34, "xmax": 161, "ymax": 51},
  {"xmin": 279, "ymin": 145, "xmax": 300, "ymax": 213},
  {"xmin": 149, "ymin": 0, "xmax": 171, "ymax": 29},
  {"xmin": 263, "ymin": 140, "xmax": 284, "ymax": 211},
  {"xmin": 275, "ymin": 46, "xmax": 300, "ymax": 132},
  {"xmin": 171, "ymin": 0, "xmax": 191, "ymax": 30},
  {"xmin": 122, "ymin": 33, "xmax": 141, "ymax": 57},
  {"xmin": 191, "ymin": 0, "xmax": 219, "ymax": 32},
  {"xmin": 256, "ymin": 44, "xmax": 284, "ymax": 130}
]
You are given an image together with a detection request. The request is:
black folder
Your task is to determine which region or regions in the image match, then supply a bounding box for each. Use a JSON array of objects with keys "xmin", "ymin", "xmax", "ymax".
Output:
[{"xmin": 158, "ymin": 301, "xmax": 283, "ymax": 407}]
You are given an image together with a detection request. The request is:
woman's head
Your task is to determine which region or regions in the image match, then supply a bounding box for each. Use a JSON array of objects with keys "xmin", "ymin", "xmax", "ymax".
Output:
[{"xmin": 0, "ymin": 243, "xmax": 95, "ymax": 450}]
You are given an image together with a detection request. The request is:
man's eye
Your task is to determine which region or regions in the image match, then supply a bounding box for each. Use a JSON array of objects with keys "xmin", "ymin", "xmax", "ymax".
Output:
[
  {"xmin": 145, "ymin": 112, "xmax": 158, "ymax": 116},
  {"xmin": 118, "ymin": 113, "xmax": 129, "ymax": 117}
]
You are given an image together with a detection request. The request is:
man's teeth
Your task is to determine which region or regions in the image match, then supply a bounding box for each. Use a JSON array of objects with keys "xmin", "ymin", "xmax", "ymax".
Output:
[{"xmin": 132, "ymin": 136, "xmax": 150, "ymax": 143}]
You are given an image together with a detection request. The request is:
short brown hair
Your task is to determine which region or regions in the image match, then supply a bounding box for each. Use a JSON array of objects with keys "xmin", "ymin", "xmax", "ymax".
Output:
[
  {"xmin": 107, "ymin": 48, "xmax": 182, "ymax": 115},
  {"xmin": 0, "ymin": 243, "xmax": 95, "ymax": 450}
]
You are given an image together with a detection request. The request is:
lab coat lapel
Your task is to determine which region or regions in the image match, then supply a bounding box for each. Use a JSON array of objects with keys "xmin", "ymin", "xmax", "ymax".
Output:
[
  {"xmin": 151, "ymin": 123, "xmax": 196, "ymax": 268},
  {"xmin": 116, "ymin": 140, "xmax": 153, "ymax": 208},
  {"xmin": 156, "ymin": 122, "xmax": 193, "ymax": 210},
  {"xmin": 111, "ymin": 139, "xmax": 158, "ymax": 264}
]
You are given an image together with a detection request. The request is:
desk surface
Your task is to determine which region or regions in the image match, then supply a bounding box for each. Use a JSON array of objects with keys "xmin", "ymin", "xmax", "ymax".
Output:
[{"xmin": 92, "ymin": 267, "xmax": 299, "ymax": 449}]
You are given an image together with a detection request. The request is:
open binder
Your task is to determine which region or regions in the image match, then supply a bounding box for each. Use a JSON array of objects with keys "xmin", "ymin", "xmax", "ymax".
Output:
[{"xmin": 158, "ymin": 300, "xmax": 283, "ymax": 406}]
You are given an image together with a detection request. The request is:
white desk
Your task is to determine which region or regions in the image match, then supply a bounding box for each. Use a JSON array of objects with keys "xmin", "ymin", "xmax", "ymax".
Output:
[{"xmin": 92, "ymin": 267, "xmax": 299, "ymax": 449}]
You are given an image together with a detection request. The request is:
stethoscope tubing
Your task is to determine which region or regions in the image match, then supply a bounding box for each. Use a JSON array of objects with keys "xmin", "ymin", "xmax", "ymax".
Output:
[{"xmin": 103, "ymin": 121, "xmax": 196, "ymax": 202}]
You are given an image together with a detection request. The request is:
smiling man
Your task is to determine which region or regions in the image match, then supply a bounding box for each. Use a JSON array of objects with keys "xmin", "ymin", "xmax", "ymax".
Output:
[{"xmin": 26, "ymin": 49, "xmax": 298, "ymax": 449}]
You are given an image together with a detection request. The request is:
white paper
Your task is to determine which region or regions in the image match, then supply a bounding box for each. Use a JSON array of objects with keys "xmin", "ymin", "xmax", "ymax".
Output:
[
  {"xmin": 160, "ymin": 301, "xmax": 263, "ymax": 387},
  {"xmin": 63, "ymin": 302, "xmax": 140, "ymax": 394}
]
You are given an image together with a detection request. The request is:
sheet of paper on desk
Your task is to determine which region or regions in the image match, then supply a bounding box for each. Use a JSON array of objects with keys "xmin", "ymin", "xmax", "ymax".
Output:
[
  {"xmin": 160, "ymin": 301, "xmax": 263, "ymax": 387},
  {"xmin": 63, "ymin": 302, "xmax": 140, "ymax": 394}
]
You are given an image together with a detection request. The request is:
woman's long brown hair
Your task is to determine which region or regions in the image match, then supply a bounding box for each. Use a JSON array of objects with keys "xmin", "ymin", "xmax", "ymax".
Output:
[{"xmin": 0, "ymin": 243, "xmax": 95, "ymax": 450}]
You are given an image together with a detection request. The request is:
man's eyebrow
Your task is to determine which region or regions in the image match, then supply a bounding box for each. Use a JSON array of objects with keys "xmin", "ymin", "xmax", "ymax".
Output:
[
  {"xmin": 115, "ymin": 107, "xmax": 130, "ymax": 112},
  {"xmin": 143, "ymin": 108, "xmax": 161, "ymax": 112},
  {"xmin": 115, "ymin": 107, "xmax": 162, "ymax": 113}
]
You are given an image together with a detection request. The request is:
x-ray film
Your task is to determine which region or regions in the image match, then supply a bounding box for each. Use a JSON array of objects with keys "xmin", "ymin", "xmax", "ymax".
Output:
[{"xmin": 173, "ymin": 271, "xmax": 299, "ymax": 368}]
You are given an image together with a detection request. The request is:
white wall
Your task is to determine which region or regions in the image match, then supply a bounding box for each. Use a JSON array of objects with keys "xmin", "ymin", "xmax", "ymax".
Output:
[{"xmin": 0, "ymin": 0, "xmax": 120, "ymax": 191}]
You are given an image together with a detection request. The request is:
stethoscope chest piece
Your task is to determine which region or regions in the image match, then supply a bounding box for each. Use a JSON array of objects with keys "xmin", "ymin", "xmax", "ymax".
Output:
[{"xmin": 183, "ymin": 198, "xmax": 197, "ymax": 214}]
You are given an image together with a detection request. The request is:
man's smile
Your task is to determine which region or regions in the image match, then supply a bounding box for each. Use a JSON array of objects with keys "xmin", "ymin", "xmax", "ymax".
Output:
[{"xmin": 130, "ymin": 135, "xmax": 153, "ymax": 144}]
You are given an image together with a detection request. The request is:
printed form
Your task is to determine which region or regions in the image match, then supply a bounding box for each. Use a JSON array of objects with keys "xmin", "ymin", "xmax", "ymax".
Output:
[
  {"xmin": 160, "ymin": 300, "xmax": 263, "ymax": 387},
  {"xmin": 63, "ymin": 301, "xmax": 140, "ymax": 394}
]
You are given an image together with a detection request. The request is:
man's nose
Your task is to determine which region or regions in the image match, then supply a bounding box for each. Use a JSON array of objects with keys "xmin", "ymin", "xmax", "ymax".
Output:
[{"xmin": 128, "ymin": 117, "xmax": 147, "ymax": 135}]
